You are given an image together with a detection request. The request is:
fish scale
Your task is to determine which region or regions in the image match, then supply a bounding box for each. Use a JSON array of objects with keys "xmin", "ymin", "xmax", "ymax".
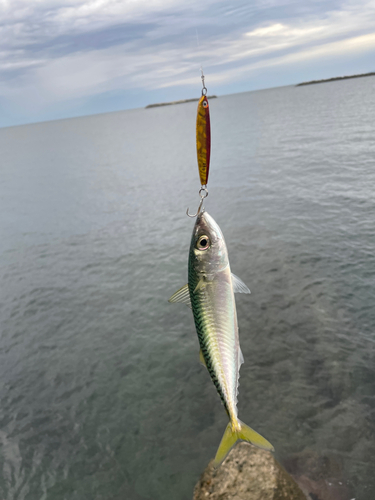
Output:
[
  {"xmin": 188, "ymin": 217, "xmax": 248, "ymax": 425},
  {"xmin": 190, "ymin": 285, "xmax": 234, "ymax": 415}
]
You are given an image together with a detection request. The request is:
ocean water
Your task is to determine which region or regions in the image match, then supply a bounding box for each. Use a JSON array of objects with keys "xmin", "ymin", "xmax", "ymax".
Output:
[{"xmin": 1, "ymin": 77, "xmax": 375, "ymax": 500}]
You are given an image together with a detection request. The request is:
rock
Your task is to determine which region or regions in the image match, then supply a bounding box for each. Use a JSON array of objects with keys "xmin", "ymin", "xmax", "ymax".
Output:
[
  {"xmin": 283, "ymin": 450, "xmax": 353, "ymax": 500},
  {"xmin": 193, "ymin": 443, "xmax": 307, "ymax": 500}
]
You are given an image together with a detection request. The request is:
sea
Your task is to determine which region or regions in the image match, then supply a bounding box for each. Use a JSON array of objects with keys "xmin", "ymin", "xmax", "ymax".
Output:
[{"xmin": 1, "ymin": 76, "xmax": 375, "ymax": 500}]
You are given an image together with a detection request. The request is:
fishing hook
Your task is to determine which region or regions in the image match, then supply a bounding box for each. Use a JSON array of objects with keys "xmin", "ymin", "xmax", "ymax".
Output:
[{"xmin": 186, "ymin": 187, "xmax": 208, "ymax": 217}]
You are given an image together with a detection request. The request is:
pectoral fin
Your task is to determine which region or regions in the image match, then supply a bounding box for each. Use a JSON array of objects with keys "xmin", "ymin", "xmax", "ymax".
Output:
[
  {"xmin": 194, "ymin": 278, "xmax": 206, "ymax": 293},
  {"xmin": 231, "ymin": 273, "xmax": 251, "ymax": 294},
  {"xmin": 168, "ymin": 284, "xmax": 191, "ymax": 309}
]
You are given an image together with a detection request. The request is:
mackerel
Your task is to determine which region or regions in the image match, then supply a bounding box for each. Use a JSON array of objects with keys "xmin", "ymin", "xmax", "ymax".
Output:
[{"xmin": 169, "ymin": 211, "xmax": 273, "ymax": 466}]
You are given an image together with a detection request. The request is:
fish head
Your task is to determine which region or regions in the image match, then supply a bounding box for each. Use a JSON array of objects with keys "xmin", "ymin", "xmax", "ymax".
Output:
[{"xmin": 190, "ymin": 211, "xmax": 229, "ymax": 274}]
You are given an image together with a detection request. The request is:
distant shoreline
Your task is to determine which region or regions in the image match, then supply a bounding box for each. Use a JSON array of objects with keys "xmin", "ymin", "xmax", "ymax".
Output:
[
  {"xmin": 296, "ymin": 72, "xmax": 375, "ymax": 86},
  {"xmin": 145, "ymin": 96, "xmax": 217, "ymax": 108}
]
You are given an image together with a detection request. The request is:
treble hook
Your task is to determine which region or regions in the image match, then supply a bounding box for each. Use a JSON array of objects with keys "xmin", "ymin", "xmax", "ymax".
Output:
[
  {"xmin": 186, "ymin": 197, "xmax": 204, "ymax": 218},
  {"xmin": 186, "ymin": 187, "xmax": 208, "ymax": 218}
]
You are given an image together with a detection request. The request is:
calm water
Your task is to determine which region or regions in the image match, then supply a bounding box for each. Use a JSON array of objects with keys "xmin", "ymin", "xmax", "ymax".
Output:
[{"xmin": 1, "ymin": 77, "xmax": 375, "ymax": 500}]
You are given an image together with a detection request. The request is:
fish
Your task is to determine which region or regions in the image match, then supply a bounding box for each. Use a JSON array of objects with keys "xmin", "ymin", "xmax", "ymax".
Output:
[
  {"xmin": 196, "ymin": 95, "xmax": 211, "ymax": 186},
  {"xmin": 169, "ymin": 211, "xmax": 274, "ymax": 467}
]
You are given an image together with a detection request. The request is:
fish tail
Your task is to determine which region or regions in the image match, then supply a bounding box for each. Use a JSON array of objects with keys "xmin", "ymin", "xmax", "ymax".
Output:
[{"xmin": 213, "ymin": 419, "xmax": 274, "ymax": 468}]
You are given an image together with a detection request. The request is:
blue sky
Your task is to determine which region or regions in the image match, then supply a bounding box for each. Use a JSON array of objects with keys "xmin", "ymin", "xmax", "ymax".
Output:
[{"xmin": 1, "ymin": 0, "xmax": 375, "ymax": 127}]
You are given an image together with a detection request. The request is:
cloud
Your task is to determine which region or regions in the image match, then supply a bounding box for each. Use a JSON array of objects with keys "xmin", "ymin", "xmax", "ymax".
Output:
[
  {"xmin": 1, "ymin": 0, "xmax": 375, "ymax": 125},
  {"xmin": 200, "ymin": 32, "xmax": 375, "ymax": 88}
]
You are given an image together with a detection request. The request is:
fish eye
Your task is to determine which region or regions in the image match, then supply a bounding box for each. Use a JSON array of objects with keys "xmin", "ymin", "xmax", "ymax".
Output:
[
  {"xmin": 203, "ymin": 100, "xmax": 208, "ymax": 108},
  {"xmin": 197, "ymin": 235, "xmax": 210, "ymax": 250}
]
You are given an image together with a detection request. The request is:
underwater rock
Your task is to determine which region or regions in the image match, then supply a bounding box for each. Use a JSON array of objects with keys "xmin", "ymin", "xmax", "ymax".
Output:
[
  {"xmin": 283, "ymin": 450, "xmax": 353, "ymax": 500},
  {"xmin": 193, "ymin": 442, "xmax": 306, "ymax": 500}
]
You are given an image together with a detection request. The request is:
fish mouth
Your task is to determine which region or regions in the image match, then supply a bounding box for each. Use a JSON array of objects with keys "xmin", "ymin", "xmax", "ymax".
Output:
[
  {"xmin": 195, "ymin": 211, "xmax": 211, "ymax": 231},
  {"xmin": 196, "ymin": 210, "xmax": 211, "ymax": 223},
  {"xmin": 195, "ymin": 211, "xmax": 223, "ymax": 243}
]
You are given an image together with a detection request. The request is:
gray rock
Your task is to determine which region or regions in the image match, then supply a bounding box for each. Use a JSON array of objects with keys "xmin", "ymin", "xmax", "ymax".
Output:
[
  {"xmin": 283, "ymin": 450, "xmax": 353, "ymax": 500},
  {"xmin": 193, "ymin": 443, "xmax": 307, "ymax": 500}
]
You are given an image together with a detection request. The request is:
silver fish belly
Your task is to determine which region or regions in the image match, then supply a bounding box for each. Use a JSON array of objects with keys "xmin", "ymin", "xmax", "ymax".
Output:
[{"xmin": 189, "ymin": 249, "xmax": 240, "ymax": 423}]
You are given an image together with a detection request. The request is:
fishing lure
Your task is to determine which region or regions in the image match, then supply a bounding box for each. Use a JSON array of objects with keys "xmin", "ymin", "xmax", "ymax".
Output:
[
  {"xmin": 187, "ymin": 70, "xmax": 210, "ymax": 218},
  {"xmin": 196, "ymin": 94, "xmax": 211, "ymax": 187}
]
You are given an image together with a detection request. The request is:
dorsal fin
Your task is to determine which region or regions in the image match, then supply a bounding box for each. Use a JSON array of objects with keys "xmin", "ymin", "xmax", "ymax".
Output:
[{"xmin": 239, "ymin": 348, "xmax": 244, "ymax": 366}]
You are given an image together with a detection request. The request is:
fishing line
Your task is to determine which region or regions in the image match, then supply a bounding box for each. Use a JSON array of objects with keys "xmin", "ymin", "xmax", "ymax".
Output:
[
  {"xmin": 195, "ymin": 27, "xmax": 200, "ymax": 50},
  {"xmin": 195, "ymin": 28, "xmax": 207, "ymax": 96}
]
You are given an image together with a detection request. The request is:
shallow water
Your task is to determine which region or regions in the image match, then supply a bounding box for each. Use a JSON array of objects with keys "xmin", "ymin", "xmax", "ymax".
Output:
[{"xmin": 1, "ymin": 77, "xmax": 375, "ymax": 499}]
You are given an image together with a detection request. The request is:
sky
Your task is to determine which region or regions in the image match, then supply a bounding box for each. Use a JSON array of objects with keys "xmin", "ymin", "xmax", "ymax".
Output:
[{"xmin": 1, "ymin": 0, "xmax": 375, "ymax": 127}]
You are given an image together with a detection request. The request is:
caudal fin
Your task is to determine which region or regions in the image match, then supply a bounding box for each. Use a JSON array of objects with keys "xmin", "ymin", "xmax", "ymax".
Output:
[{"xmin": 213, "ymin": 419, "xmax": 274, "ymax": 468}]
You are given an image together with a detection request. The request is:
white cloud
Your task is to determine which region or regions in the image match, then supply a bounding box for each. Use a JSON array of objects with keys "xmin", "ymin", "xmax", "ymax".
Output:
[
  {"xmin": 1, "ymin": 0, "xmax": 375, "ymax": 124},
  {"xmin": 209, "ymin": 3, "xmax": 375, "ymax": 67},
  {"xmin": 205, "ymin": 32, "xmax": 375, "ymax": 87},
  {"xmin": 0, "ymin": 0, "xmax": 208, "ymax": 36}
]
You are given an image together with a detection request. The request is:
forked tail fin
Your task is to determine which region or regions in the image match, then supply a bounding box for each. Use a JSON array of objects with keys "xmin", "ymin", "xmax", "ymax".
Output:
[{"xmin": 214, "ymin": 419, "xmax": 274, "ymax": 468}]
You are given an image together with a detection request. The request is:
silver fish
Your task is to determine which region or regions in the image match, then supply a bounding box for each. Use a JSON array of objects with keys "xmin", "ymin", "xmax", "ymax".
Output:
[{"xmin": 169, "ymin": 211, "xmax": 274, "ymax": 466}]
